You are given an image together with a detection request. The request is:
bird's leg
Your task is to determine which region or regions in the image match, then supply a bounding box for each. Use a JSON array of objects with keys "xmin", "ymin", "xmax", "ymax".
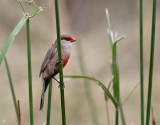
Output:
[
  {"xmin": 52, "ymin": 77, "xmax": 65, "ymax": 90},
  {"xmin": 52, "ymin": 77, "xmax": 60, "ymax": 83}
]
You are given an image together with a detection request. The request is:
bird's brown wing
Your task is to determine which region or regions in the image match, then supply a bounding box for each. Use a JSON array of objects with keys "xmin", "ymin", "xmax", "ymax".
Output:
[{"xmin": 39, "ymin": 43, "xmax": 57, "ymax": 77}]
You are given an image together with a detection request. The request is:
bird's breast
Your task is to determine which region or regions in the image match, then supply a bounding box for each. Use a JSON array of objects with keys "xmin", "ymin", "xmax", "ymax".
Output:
[
  {"xmin": 63, "ymin": 57, "xmax": 70, "ymax": 67},
  {"xmin": 62, "ymin": 48, "xmax": 71, "ymax": 67},
  {"xmin": 62, "ymin": 47, "xmax": 71, "ymax": 58}
]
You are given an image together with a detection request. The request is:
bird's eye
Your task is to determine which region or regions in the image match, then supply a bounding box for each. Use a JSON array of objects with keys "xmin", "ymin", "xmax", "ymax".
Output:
[
  {"xmin": 61, "ymin": 37, "xmax": 72, "ymax": 41},
  {"xmin": 65, "ymin": 38, "xmax": 69, "ymax": 40},
  {"xmin": 65, "ymin": 37, "xmax": 71, "ymax": 41}
]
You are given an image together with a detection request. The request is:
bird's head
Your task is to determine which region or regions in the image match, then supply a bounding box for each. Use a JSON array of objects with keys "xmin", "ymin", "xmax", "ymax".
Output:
[{"xmin": 61, "ymin": 34, "xmax": 76, "ymax": 43}]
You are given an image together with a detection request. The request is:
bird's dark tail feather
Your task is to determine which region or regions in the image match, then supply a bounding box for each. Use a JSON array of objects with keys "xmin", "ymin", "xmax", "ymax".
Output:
[
  {"xmin": 40, "ymin": 92, "xmax": 45, "ymax": 110},
  {"xmin": 40, "ymin": 78, "xmax": 50, "ymax": 110}
]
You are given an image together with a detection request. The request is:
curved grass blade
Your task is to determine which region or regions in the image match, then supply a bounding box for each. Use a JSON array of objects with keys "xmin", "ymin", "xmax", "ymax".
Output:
[
  {"xmin": 139, "ymin": 0, "xmax": 144, "ymax": 124},
  {"xmin": 0, "ymin": 16, "xmax": 28, "ymax": 66},
  {"xmin": 29, "ymin": 8, "xmax": 43, "ymax": 18},
  {"xmin": 64, "ymin": 75, "xmax": 117, "ymax": 108},
  {"xmin": 0, "ymin": 8, "xmax": 42, "ymax": 66}
]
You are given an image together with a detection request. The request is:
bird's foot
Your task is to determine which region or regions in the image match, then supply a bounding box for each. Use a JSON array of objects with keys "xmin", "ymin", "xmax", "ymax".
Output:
[
  {"xmin": 58, "ymin": 84, "xmax": 65, "ymax": 90},
  {"xmin": 52, "ymin": 77, "xmax": 65, "ymax": 90},
  {"xmin": 57, "ymin": 59, "xmax": 63, "ymax": 65}
]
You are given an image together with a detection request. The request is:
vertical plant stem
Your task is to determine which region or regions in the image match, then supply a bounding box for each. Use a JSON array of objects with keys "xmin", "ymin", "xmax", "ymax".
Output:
[
  {"xmin": 55, "ymin": 0, "xmax": 66, "ymax": 125},
  {"xmin": 115, "ymin": 109, "xmax": 118, "ymax": 125},
  {"xmin": 76, "ymin": 42, "xmax": 100, "ymax": 125},
  {"xmin": 47, "ymin": 80, "xmax": 53, "ymax": 125},
  {"xmin": 119, "ymin": 99, "xmax": 125, "ymax": 125},
  {"xmin": 106, "ymin": 8, "xmax": 126, "ymax": 125},
  {"xmin": 139, "ymin": 0, "xmax": 144, "ymax": 124},
  {"xmin": 4, "ymin": 57, "xmax": 19, "ymax": 123},
  {"xmin": 146, "ymin": 0, "xmax": 157, "ymax": 124},
  {"xmin": 112, "ymin": 43, "xmax": 119, "ymax": 103},
  {"xmin": 112, "ymin": 43, "xmax": 126, "ymax": 125},
  {"xmin": 112, "ymin": 43, "xmax": 120, "ymax": 125},
  {"xmin": 26, "ymin": 18, "xmax": 34, "ymax": 125}
]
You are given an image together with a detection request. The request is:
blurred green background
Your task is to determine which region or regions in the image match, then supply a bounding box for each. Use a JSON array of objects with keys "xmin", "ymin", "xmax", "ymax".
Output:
[{"xmin": 0, "ymin": 0, "xmax": 160, "ymax": 125}]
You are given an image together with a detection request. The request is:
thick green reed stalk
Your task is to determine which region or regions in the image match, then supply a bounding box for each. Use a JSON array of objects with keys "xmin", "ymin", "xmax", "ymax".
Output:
[
  {"xmin": 55, "ymin": 0, "xmax": 66, "ymax": 125},
  {"xmin": 139, "ymin": 0, "xmax": 144, "ymax": 125},
  {"xmin": 47, "ymin": 80, "xmax": 53, "ymax": 125},
  {"xmin": 146, "ymin": 0, "xmax": 157, "ymax": 124},
  {"xmin": 26, "ymin": 18, "xmax": 34, "ymax": 125}
]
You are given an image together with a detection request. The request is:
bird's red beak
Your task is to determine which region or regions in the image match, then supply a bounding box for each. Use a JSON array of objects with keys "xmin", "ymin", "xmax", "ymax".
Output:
[{"xmin": 71, "ymin": 37, "xmax": 76, "ymax": 42}]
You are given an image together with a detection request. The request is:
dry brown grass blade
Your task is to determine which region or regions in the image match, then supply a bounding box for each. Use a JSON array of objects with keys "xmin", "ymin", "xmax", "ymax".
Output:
[
  {"xmin": 151, "ymin": 105, "xmax": 156, "ymax": 125},
  {"xmin": 17, "ymin": 100, "xmax": 21, "ymax": 125}
]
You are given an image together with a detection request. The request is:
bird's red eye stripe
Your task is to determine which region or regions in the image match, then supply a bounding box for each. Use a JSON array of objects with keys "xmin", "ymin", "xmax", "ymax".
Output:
[
  {"xmin": 61, "ymin": 37, "xmax": 76, "ymax": 42},
  {"xmin": 61, "ymin": 38, "xmax": 66, "ymax": 40}
]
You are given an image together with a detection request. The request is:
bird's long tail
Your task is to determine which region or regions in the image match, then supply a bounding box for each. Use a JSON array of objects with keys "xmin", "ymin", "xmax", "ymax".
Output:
[{"xmin": 40, "ymin": 78, "xmax": 50, "ymax": 110}]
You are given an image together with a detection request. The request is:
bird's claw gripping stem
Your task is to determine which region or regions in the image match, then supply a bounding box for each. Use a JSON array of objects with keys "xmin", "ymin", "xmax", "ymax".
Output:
[
  {"xmin": 52, "ymin": 77, "xmax": 65, "ymax": 90},
  {"xmin": 58, "ymin": 84, "xmax": 65, "ymax": 90},
  {"xmin": 57, "ymin": 59, "xmax": 63, "ymax": 65}
]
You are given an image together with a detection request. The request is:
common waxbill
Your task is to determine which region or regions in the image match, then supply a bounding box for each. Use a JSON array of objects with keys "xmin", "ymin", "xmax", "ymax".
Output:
[{"xmin": 39, "ymin": 34, "xmax": 76, "ymax": 110}]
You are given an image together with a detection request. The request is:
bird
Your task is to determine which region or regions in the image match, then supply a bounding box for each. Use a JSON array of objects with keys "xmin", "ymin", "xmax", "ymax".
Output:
[{"xmin": 39, "ymin": 34, "xmax": 76, "ymax": 110}]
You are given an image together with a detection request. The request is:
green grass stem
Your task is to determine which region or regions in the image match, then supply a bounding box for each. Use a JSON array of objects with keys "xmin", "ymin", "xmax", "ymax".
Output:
[
  {"xmin": 26, "ymin": 18, "xmax": 34, "ymax": 125},
  {"xmin": 119, "ymin": 99, "xmax": 125, "ymax": 125},
  {"xmin": 112, "ymin": 43, "xmax": 119, "ymax": 103},
  {"xmin": 55, "ymin": 0, "xmax": 66, "ymax": 125},
  {"xmin": 146, "ymin": 0, "xmax": 157, "ymax": 124},
  {"xmin": 106, "ymin": 8, "xmax": 126, "ymax": 125},
  {"xmin": 139, "ymin": 0, "xmax": 144, "ymax": 124},
  {"xmin": 4, "ymin": 57, "xmax": 19, "ymax": 123},
  {"xmin": 116, "ymin": 109, "xmax": 118, "ymax": 125},
  {"xmin": 47, "ymin": 80, "xmax": 53, "ymax": 125},
  {"xmin": 112, "ymin": 43, "xmax": 126, "ymax": 125}
]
